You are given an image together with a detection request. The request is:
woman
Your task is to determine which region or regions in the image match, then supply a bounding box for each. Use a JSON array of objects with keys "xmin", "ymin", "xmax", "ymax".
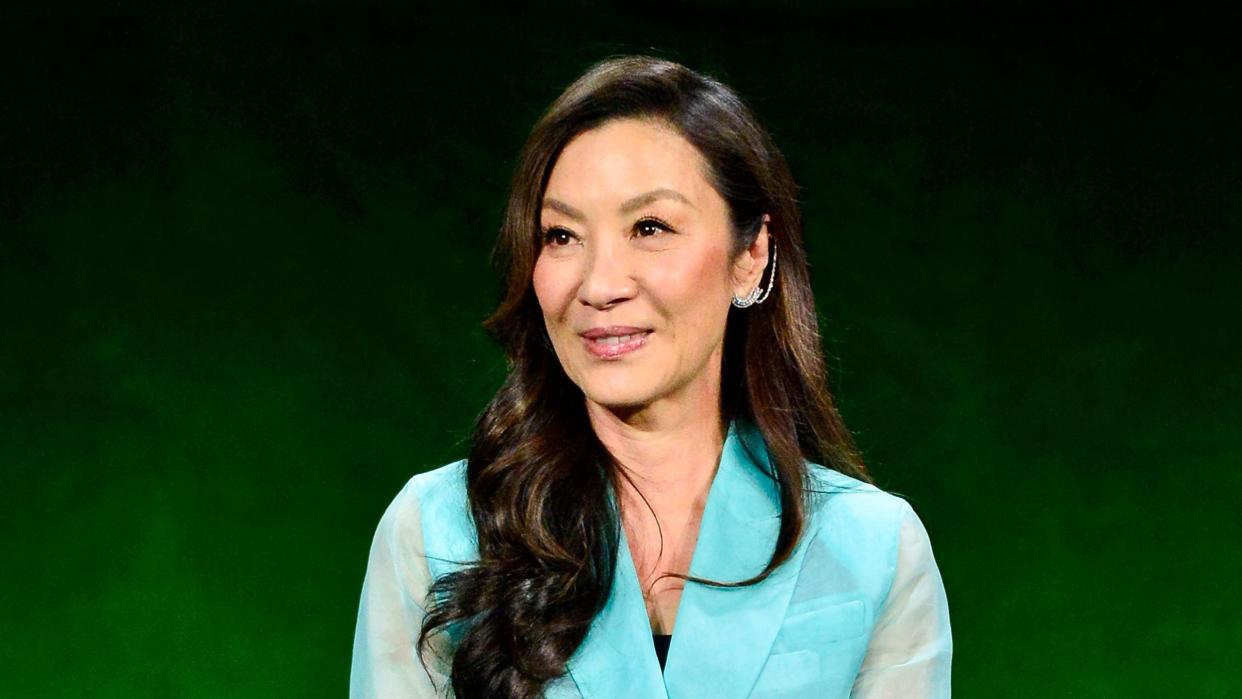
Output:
[{"xmin": 351, "ymin": 55, "xmax": 952, "ymax": 698}]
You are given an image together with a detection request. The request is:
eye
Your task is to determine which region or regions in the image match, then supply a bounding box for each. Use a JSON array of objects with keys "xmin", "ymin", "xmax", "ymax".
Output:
[
  {"xmin": 541, "ymin": 226, "xmax": 578, "ymax": 247},
  {"xmin": 635, "ymin": 217, "xmax": 673, "ymax": 238}
]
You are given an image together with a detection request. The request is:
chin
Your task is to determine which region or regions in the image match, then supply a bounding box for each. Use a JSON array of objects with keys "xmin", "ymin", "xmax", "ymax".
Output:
[{"xmin": 580, "ymin": 377, "xmax": 656, "ymax": 411}]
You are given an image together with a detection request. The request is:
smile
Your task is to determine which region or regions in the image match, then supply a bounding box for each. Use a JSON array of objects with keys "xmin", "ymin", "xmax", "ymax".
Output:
[{"xmin": 581, "ymin": 330, "xmax": 653, "ymax": 360}]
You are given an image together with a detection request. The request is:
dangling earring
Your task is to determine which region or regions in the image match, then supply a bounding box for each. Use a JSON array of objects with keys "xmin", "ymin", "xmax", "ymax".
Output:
[{"xmin": 731, "ymin": 241, "xmax": 777, "ymax": 308}]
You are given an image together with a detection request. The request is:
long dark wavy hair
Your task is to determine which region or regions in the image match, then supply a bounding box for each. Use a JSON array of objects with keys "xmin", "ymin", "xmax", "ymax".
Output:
[{"xmin": 417, "ymin": 54, "xmax": 871, "ymax": 698}]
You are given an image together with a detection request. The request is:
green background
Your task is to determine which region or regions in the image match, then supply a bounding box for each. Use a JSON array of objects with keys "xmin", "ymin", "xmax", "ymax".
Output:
[{"xmin": 3, "ymin": 2, "xmax": 1238, "ymax": 696}]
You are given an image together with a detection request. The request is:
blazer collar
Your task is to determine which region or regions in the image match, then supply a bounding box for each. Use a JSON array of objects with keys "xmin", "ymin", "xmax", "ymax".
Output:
[{"xmin": 564, "ymin": 418, "xmax": 812, "ymax": 699}]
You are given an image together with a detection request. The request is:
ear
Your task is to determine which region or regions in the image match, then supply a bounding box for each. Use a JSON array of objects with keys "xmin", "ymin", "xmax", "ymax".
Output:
[{"xmin": 730, "ymin": 215, "xmax": 772, "ymax": 298}]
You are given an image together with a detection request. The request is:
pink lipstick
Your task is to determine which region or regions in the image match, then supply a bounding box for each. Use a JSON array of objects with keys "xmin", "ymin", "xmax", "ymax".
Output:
[{"xmin": 579, "ymin": 326, "xmax": 653, "ymax": 360}]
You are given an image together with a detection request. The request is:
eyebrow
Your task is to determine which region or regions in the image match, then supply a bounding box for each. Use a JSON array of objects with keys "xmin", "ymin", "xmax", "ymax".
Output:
[{"xmin": 542, "ymin": 187, "xmax": 696, "ymax": 222}]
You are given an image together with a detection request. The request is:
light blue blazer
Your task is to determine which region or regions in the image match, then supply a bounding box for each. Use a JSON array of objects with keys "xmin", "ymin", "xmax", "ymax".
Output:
[{"xmin": 351, "ymin": 419, "xmax": 953, "ymax": 697}]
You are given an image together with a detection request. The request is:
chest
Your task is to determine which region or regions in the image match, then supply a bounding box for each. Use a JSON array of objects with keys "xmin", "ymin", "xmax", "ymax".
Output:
[
  {"xmin": 623, "ymin": 509, "xmax": 704, "ymax": 634},
  {"xmin": 413, "ymin": 457, "xmax": 899, "ymax": 699}
]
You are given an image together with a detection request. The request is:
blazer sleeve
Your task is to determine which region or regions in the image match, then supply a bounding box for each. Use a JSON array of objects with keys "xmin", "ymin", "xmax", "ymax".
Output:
[
  {"xmin": 350, "ymin": 479, "xmax": 451, "ymax": 698},
  {"xmin": 851, "ymin": 500, "xmax": 953, "ymax": 698}
]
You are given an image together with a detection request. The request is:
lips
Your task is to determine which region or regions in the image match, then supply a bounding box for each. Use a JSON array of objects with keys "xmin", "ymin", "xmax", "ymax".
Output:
[
  {"xmin": 579, "ymin": 328, "xmax": 653, "ymax": 359},
  {"xmin": 580, "ymin": 325, "xmax": 653, "ymax": 340}
]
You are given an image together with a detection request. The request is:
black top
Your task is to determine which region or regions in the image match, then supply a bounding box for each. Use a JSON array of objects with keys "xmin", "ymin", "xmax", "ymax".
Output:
[{"xmin": 652, "ymin": 633, "xmax": 672, "ymax": 671}]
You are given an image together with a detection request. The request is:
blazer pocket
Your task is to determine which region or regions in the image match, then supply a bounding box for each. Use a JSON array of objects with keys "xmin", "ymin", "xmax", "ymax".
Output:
[{"xmin": 776, "ymin": 598, "xmax": 867, "ymax": 648}]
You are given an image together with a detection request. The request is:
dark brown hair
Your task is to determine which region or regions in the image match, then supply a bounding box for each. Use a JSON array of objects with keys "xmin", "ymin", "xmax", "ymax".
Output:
[{"xmin": 417, "ymin": 54, "xmax": 870, "ymax": 698}]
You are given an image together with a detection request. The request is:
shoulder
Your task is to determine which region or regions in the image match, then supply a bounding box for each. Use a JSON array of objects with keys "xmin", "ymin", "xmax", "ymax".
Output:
[
  {"xmin": 408, "ymin": 457, "xmax": 470, "ymax": 508},
  {"xmin": 395, "ymin": 459, "xmax": 478, "ymax": 568},
  {"xmin": 799, "ymin": 462, "xmax": 943, "ymax": 602},
  {"xmin": 801, "ymin": 463, "xmax": 919, "ymax": 566},
  {"xmin": 368, "ymin": 459, "xmax": 472, "ymax": 558},
  {"xmin": 410, "ymin": 458, "xmax": 470, "ymax": 516},
  {"xmin": 804, "ymin": 463, "xmax": 911, "ymax": 527}
]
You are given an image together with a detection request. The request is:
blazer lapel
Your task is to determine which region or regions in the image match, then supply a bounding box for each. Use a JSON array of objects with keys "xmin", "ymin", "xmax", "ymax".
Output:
[
  {"xmin": 566, "ymin": 419, "xmax": 811, "ymax": 699},
  {"xmin": 562, "ymin": 513, "xmax": 669, "ymax": 698},
  {"xmin": 662, "ymin": 419, "xmax": 811, "ymax": 699}
]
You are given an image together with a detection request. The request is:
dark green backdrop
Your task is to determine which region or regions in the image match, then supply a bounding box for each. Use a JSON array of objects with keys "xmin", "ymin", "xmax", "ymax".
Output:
[{"xmin": 3, "ymin": 2, "xmax": 1238, "ymax": 696}]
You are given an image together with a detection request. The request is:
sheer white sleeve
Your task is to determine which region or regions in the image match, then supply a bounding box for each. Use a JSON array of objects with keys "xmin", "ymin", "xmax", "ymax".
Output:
[
  {"xmin": 851, "ymin": 501, "xmax": 953, "ymax": 697},
  {"xmin": 350, "ymin": 481, "xmax": 452, "ymax": 698}
]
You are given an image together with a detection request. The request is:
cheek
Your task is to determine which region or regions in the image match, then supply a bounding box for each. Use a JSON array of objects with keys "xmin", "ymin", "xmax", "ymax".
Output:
[
  {"xmin": 657, "ymin": 246, "xmax": 728, "ymax": 303},
  {"xmin": 532, "ymin": 258, "xmax": 570, "ymax": 318},
  {"xmin": 646, "ymin": 248, "xmax": 731, "ymax": 339}
]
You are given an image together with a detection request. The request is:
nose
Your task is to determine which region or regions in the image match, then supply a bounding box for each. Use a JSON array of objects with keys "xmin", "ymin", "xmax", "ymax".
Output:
[{"xmin": 576, "ymin": 237, "xmax": 638, "ymax": 310}]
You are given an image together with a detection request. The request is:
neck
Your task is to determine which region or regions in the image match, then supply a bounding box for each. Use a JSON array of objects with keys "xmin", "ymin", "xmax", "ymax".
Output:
[{"xmin": 585, "ymin": 373, "xmax": 728, "ymax": 518}]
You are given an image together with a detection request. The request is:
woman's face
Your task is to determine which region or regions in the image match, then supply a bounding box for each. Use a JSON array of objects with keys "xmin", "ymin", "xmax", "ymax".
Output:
[{"xmin": 533, "ymin": 117, "xmax": 768, "ymax": 414}]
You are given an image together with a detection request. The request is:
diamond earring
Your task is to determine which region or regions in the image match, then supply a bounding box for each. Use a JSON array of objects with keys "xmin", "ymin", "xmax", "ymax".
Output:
[{"xmin": 731, "ymin": 242, "xmax": 777, "ymax": 308}]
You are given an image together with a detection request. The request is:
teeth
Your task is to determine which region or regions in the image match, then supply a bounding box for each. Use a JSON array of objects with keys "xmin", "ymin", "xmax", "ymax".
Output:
[{"xmin": 593, "ymin": 332, "xmax": 646, "ymax": 346}]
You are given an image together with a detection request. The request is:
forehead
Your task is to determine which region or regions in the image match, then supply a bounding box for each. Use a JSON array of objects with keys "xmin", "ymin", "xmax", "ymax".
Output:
[{"xmin": 544, "ymin": 118, "xmax": 715, "ymax": 207}]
